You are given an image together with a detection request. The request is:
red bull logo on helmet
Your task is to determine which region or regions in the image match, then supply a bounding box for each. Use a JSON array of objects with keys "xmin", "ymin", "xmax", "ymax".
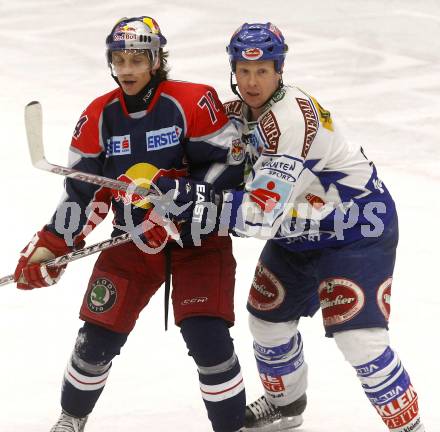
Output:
[
  {"xmin": 121, "ymin": 25, "xmax": 136, "ymax": 32},
  {"xmin": 142, "ymin": 17, "xmax": 161, "ymax": 35},
  {"xmin": 113, "ymin": 25, "xmax": 138, "ymax": 42},
  {"xmin": 242, "ymin": 47, "xmax": 263, "ymax": 60},
  {"xmin": 114, "ymin": 33, "xmax": 137, "ymax": 41}
]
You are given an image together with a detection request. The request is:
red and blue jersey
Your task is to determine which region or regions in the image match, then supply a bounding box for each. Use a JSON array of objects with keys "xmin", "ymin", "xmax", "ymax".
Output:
[{"xmin": 47, "ymin": 80, "xmax": 245, "ymax": 242}]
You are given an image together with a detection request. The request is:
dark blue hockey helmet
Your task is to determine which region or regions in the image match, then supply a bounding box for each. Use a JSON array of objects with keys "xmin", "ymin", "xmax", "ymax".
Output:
[{"xmin": 226, "ymin": 23, "xmax": 288, "ymax": 73}]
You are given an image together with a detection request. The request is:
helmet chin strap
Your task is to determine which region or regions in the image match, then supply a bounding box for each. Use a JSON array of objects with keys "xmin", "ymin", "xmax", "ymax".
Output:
[
  {"xmin": 230, "ymin": 72, "xmax": 244, "ymax": 103},
  {"xmin": 230, "ymin": 72, "xmax": 284, "ymax": 110}
]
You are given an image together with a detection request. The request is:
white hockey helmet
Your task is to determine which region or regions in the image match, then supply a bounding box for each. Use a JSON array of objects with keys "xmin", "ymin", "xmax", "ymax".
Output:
[{"xmin": 105, "ymin": 16, "xmax": 167, "ymax": 71}]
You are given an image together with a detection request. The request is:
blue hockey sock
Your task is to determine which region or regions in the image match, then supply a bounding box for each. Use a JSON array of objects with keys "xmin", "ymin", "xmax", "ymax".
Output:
[
  {"xmin": 180, "ymin": 317, "xmax": 246, "ymax": 432},
  {"xmin": 61, "ymin": 322, "xmax": 128, "ymax": 418}
]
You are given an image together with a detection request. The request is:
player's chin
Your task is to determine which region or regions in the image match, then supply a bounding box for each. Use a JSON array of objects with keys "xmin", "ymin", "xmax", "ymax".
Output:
[
  {"xmin": 244, "ymin": 95, "xmax": 263, "ymax": 109},
  {"xmin": 120, "ymin": 81, "xmax": 140, "ymax": 95}
]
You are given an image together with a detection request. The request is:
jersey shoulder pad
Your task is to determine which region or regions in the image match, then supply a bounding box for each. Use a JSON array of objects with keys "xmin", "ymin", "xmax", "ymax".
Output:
[
  {"xmin": 161, "ymin": 80, "xmax": 215, "ymax": 102},
  {"xmin": 223, "ymin": 99, "xmax": 243, "ymax": 118},
  {"xmin": 267, "ymin": 86, "xmax": 327, "ymax": 159},
  {"xmin": 86, "ymin": 88, "xmax": 121, "ymax": 116},
  {"xmin": 71, "ymin": 88, "xmax": 120, "ymax": 155},
  {"xmin": 257, "ymin": 87, "xmax": 314, "ymax": 157},
  {"xmin": 292, "ymin": 87, "xmax": 334, "ymax": 132},
  {"xmin": 160, "ymin": 80, "xmax": 228, "ymax": 138}
]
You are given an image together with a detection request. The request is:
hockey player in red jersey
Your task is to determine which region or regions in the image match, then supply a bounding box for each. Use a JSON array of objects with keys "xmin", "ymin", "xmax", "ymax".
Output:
[
  {"xmin": 13, "ymin": 16, "xmax": 246, "ymax": 432},
  {"xmin": 154, "ymin": 22, "xmax": 426, "ymax": 432}
]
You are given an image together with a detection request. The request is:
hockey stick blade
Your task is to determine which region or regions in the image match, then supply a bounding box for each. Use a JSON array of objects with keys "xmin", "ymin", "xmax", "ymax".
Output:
[
  {"xmin": 0, "ymin": 275, "xmax": 14, "ymax": 286},
  {"xmin": 25, "ymin": 101, "xmax": 46, "ymax": 168},
  {"xmin": 24, "ymin": 101, "xmax": 153, "ymax": 198},
  {"xmin": 0, "ymin": 233, "xmax": 132, "ymax": 287}
]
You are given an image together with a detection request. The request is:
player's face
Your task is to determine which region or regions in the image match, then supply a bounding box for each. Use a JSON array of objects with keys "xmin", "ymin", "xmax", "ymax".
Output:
[
  {"xmin": 235, "ymin": 60, "xmax": 281, "ymax": 118},
  {"xmin": 111, "ymin": 51, "xmax": 154, "ymax": 95}
]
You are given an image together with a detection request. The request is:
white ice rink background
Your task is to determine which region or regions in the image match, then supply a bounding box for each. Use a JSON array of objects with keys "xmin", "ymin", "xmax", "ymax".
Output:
[{"xmin": 0, "ymin": 1, "xmax": 439, "ymax": 430}]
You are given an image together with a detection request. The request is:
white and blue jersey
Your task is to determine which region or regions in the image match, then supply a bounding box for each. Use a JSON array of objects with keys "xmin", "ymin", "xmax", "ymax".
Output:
[
  {"xmin": 224, "ymin": 84, "xmax": 424, "ymax": 432},
  {"xmin": 224, "ymin": 86, "xmax": 396, "ymax": 251}
]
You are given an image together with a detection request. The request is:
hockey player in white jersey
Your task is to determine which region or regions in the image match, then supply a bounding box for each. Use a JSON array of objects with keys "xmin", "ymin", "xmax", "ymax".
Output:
[
  {"xmin": 218, "ymin": 22, "xmax": 426, "ymax": 432},
  {"xmin": 154, "ymin": 22, "xmax": 426, "ymax": 431}
]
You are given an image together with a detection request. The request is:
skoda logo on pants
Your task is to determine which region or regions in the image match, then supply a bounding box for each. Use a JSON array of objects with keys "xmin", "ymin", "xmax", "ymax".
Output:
[{"xmin": 87, "ymin": 278, "xmax": 117, "ymax": 313}]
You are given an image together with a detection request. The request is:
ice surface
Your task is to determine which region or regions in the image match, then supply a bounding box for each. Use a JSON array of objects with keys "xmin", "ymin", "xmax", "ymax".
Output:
[{"xmin": 0, "ymin": 1, "xmax": 438, "ymax": 430}]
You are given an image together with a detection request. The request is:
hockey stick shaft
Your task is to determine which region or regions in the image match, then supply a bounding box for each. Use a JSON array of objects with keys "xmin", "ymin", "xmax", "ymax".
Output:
[
  {"xmin": 24, "ymin": 101, "xmax": 153, "ymax": 198},
  {"xmin": 0, "ymin": 233, "xmax": 131, "ymax": 287}
]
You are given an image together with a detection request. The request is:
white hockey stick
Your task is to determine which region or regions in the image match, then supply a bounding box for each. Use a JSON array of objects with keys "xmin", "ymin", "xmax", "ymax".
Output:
[
  {"xmin": 0, "ymin": 233, "xmax": 131, "ymax": 287},
  {"xmin": 24, "ymin": 101, "xmax": 153, "ymax": 198}
]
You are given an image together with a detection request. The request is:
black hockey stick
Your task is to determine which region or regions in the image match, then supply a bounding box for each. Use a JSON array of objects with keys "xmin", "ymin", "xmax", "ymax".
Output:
[
  {"xmin": 24, "ymin": 101, "xmax": 154, "ymax": 198},
  {"xmin": 0, "ymin": 233, "xmax": 131, "ymax": 287}
]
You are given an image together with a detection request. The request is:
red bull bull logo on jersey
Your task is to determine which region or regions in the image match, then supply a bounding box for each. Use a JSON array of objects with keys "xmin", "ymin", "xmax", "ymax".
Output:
[
  {"xmin": 111, "ymin": 163, "xmax": 188, "ymax": 208},
  {"xmin": 111, "ymin": 163, "xmax": 158, "ymax": 208},
  {"xmin": 113, "ymin": 174, "xmax": 146, "ymax": 206}
]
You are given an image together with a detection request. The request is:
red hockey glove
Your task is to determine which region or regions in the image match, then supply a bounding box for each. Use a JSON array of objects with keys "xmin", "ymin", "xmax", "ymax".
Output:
[
  {"xmin": 14, "ymin": 228, "xmax": 72, "ymax": 290},
  {"xmin": 143, "ymin": 208, "xmax": 169, "ymax": 248}
]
